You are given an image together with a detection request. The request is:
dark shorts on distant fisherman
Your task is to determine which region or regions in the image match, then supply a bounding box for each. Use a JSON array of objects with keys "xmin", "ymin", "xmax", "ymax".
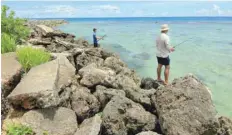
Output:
[
  {"xmin": 94, "ymin": 43, "xmax": 98, "ymax": 47},
  {"xmin": 157, "ymin": 56, "xmax": 170, "ymax": 66}
]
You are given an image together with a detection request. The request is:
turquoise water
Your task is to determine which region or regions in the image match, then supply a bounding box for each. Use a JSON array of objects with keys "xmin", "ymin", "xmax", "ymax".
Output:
[{"xmin": 58, "ymin": 18, "xmax": 232, "ymax": 118}]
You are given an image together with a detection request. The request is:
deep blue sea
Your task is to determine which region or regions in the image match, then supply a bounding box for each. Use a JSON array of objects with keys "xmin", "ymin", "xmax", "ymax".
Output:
[{"xmin": 45, "ymin": 17, "xmax": 232, "ymax": 118}]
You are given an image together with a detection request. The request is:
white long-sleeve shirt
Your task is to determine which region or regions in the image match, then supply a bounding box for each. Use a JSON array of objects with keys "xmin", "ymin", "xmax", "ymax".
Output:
[{"xmin": 156, "ymin": 33, "xmax": 171, "ymax": 58}]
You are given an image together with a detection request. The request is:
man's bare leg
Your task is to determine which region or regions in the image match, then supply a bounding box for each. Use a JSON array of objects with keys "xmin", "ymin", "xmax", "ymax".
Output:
[
  {"xmin": 157, "ymin": 64, "xmax": 163, "ymax": 81},
  {"xmin": 164, "ymin": 65, "xmax": 170, "ymax": 85}
]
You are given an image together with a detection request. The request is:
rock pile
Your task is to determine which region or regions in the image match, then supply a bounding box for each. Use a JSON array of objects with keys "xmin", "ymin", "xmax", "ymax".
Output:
[{"xmin": 2, "ymin": 22, "xmax": 232, "ymax": 135}]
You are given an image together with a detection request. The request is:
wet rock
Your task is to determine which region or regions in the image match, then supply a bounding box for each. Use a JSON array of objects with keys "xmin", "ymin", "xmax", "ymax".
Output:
[
  {"xmin": 132, "ymin": 52, "xmax": 151, "ymax": 60},
  {"xmin": 141, "ymin": 77, "xmax": 159, "ymax": 89},
  {"xmin": 93, "ymin": 85, "xmax": 126, "ymax": 109},
  {"xmin": 217, "ymin": 116, "xmax": 232, "ymax": 135},
  {"xmin": 7, "ymin": 55, "xmax": 75, "ymax": 109},
  {"xmin": 79, "ymin": 63, "xmax": 116, "ymax": 88},
  {"xmin": 102, "ymin": 96, "xmax": 157, "ymax": 135},
  {"xmin": 71, "ymin": 86, "xmax": 100, "ymax": 122},
  {"xmin": 74, "ymin": 114, "xmax": 102, "ymax": 135},
  {"xmin": 22, "ymin": 107, "xmax": 77, "ymax": 135},
  {"xmin": 152, "ymin": 74, "xmax": 219, "ymax": 135},
  {"xmin": 136, "ymin": 131, "xmax": 161, "ymax": 135}
]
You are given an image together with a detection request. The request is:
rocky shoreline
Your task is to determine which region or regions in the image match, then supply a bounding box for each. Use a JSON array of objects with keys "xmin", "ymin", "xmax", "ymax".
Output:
[{"xmin": 1, "ymin": 20, "xmax": 232, "ymax": 135}]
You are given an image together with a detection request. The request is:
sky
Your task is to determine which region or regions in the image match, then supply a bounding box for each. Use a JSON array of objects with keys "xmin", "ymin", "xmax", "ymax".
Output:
[{"xmin": 2, "ymin": 1, "xmax": 232, "ymax": 18}]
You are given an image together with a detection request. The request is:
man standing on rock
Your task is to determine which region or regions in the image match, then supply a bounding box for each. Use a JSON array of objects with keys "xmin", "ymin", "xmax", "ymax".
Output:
[
  {"xmin": 156, "ymin": 24, "xmax": 175, "ymax": 85},
  {"xmin": 93, "ymin": 28, "xmax": 104, "ymax": 47}
]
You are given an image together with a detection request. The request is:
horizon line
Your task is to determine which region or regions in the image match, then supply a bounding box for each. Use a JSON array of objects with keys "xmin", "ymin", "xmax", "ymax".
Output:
[{"xmin": 29, "ymin": 16, "xmax": 232, "ymax": 19}]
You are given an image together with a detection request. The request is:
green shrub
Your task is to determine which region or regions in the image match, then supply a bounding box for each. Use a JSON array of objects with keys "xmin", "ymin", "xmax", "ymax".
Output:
[
  {"xmin": 1, "ymin": 33, "xmax": 16, "ymax": 53},
  {"xmin": 1, "ymin": 5, "xmax": 30, "ymax": 43},
  {"xmin": 6, "ymin": 123, "xmax": 34, "ymax": 135},
  {"xmin": 16, "ymin": 47, "xmax": 51, "ymax": 72}
]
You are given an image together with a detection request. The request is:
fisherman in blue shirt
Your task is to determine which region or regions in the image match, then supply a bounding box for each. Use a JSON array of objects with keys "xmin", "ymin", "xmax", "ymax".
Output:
[{"xmin": 93, "ymin": 28, "xmax": 104, "ymax": 47}]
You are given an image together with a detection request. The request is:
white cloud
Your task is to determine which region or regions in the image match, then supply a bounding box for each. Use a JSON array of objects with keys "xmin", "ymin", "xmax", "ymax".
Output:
[
  {"xmin": 44, "ymin": 5, "xmax": 78, "ymax": 16},
  {"xmin": 92, "ymin": 5, "xmax": 121, "ymax": 13},
  {"xmin": 196, "ymin": 4, "xmax": 232, "ymax": 16}
]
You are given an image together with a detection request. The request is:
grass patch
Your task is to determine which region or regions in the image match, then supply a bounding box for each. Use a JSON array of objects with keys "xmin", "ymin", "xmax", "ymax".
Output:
[
  {"xmin": 16, "ymin": 47, "xmax": 51, "ymax": 72},
  {"xmin": 6, "ymin": 123, "xmax": 34, "ymax": 135},
  {"xmin": 1, "ymin": 33, "xmax": 16, "ymax": 54}
]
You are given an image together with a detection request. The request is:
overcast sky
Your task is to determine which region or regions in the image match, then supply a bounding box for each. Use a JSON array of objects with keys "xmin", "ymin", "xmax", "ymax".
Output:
[{"xmin": 2, "ymin": 1, "xmax": 232, "ymax": 18}]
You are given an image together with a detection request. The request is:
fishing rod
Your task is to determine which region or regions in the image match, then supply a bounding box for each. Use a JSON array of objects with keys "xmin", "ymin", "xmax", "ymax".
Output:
[
  {"xmin": 99, "ymin": 34, "xmax": 107, "ymax": 41},
  {"xmin": 173, "ymin": 37, "xmax": 194, "ymax": 48}
]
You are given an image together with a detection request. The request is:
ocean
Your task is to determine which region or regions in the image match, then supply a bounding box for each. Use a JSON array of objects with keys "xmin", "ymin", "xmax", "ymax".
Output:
[{"xmin": 56, "ymin": 17, "xmax": 232, "ymax": 118}]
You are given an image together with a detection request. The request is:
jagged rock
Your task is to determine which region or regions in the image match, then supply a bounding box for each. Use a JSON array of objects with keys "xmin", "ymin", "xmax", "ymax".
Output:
[
  {"xmin": 102, "ymin": 96, "xmax": 157, "ymax": 135},
  {"xmin": 46, "ymin": 43, "xmax": 67, "ymax": 53},
  {"xmin": 22, "ymin": 107, "xmax": 77, "ymax": 135},
  {"xmin": 28, "ymin": 38, "xmax": 51, "ymax": 45},
  {"xmin": 7, "ymin": 55, "xmax": 75, "ymax": 109},
  {"xmin": 50, "ymin": 52, "xmax": 75, "ymax": 67},
  {"xmin": 124, "ymin": 88, "xmax": 156, "ymax": 111},
  {"xmin": 79, "ymin": 63, "xmax": 116, "ymax": 88},
  {"xmin": 104, "ymin": 56, "xmax": 126, "ymax": 73},
  {"xmin": 102, "ymin": 74, "xmax": 138, "ymax": 89},
  {"xmin": 74, "ymin": 38, "xmax": 89, "ymax": 47},
  {"xmin": 136, "ymin": 131, "xmax": 161, "ymax": 135},
  {"xmin": 75, "ymin": 114, "xmax": 102, "ymax": 135},
  {"xmin": 93, "ymin": 85, "xmax": 126, "ymax": 109},
  {"xmin": 53, "ymin": 37, "xmax": 78, "ymax": 50},
  {"xmin": 35, "ymin": 25, "xmax": 54, "ymax": 37},
  {"xmin": 71, "ymin": 86, "xmax": 100, "ymax": 122},
  {"xmin": 27, "ymin": 20, "xmax": 67, "ymax": 28},
  {"xmin": 75, "ymin": 52, "xmax": 104, "ymax": 70},
  {"xmin": 1, "ymin": 52, "xmax": 23, "ymax": 121},
  {"xmin": 141, "ymin": 78, "xmax": 159, "ymax": 89},
  {"xmin": 152, "ymin": 74, "xmax": 219, "ymax": 135},
  {"xmin": 217, "ymin": 116, "xmax": 232, "ymax": 135},
  {"xmin": 119, "ymin": 67, "xmax": 141, "ymax": 86}
]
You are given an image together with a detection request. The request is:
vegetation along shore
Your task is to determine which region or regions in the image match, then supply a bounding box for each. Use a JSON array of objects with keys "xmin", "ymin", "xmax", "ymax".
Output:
[{"xmin": 1, "ymin": 5, "xmax": 232, "ymax": 135}]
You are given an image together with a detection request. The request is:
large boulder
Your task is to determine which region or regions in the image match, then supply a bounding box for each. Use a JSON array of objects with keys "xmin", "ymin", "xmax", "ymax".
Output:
[
  {"xmin": 93, "ymin": 85, "xmax": 126, "ymax": 109},
  {"xmin": 1, "ymin": 52, "xmax": 23, "ymax": 97},
  {"xmin": 1, "ymin": 52, "xmax": 23, "ymax": 121},
  {"xmin": 35, "ymin": 25, "xmax": 54, "ymax": 37},
  {"xmin": 152, "ymin": 74, "xmax": 219, "ymax": 135},
  {"xmin": 136, "ymin": 131, "xmax": 160, "ymax": 135},
  {"xmin": 217, "ymin": 116, "xmax": 232, "ymax": 135},
  {"xmin": 75, "ymin": 114, "xmax": 102, "ymax": 135},
  {"xmin": 104, "ymin": 56, "xmax": 126, "ymax": 73},
  {"xmin": 22, "ymin": 107, "xmax": 77, "ymax": 135},
  {"xmin": 74, "ymin": 38, "xmax": 90, "ymax": 47},
  {"xmin": 71, "ymin": 86, "xmax": 100, "ymax": 122},
  {"xmin": 119, "ymin": 67, "xmax": 141, "ymax": 86},
  {"xmin": 75, "ymin": 52, "xmax": 104, "ymax": 70},
  {"xmin": 102, "ymin": 74, "xmax": 138, "ymax": 89},
  {"xmin": 124, "ymin": 88, "xmax": 157, "ymax": 111},
  {"xmin": 102, "ymin": 96, "xmax": 157, "ymax": 135},
  {"xmin": 7, "ymin": 55, "xmax": 75, "ymax": 109},
  {"xmin": 141, "ymin": 77, "xmax": 159, "ymax": 89},
  {"xmin": 79, "ymin": 63, "xmax": 115, "ymax": 88}
]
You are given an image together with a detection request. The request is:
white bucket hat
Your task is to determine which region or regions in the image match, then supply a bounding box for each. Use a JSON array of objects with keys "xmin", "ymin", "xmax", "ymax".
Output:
[{"xmin": 161, "ymin": 24, "xmax": 169, "ymax": 31}]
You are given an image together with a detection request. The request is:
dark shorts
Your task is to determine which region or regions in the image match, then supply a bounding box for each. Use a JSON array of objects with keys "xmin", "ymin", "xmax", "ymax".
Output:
[
  {"xmin": 94, "ymin": 43, "xmax": 98, "ymax": 47},
  {"xmin": 157, "ymin": 56, "xmax": 170, "ymax": 66}
]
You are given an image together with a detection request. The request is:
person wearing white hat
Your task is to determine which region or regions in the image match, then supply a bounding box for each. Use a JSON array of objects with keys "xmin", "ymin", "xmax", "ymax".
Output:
[{"xmin": 156, "ymin": 24, "xmax": 175, "ymax": 85}]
